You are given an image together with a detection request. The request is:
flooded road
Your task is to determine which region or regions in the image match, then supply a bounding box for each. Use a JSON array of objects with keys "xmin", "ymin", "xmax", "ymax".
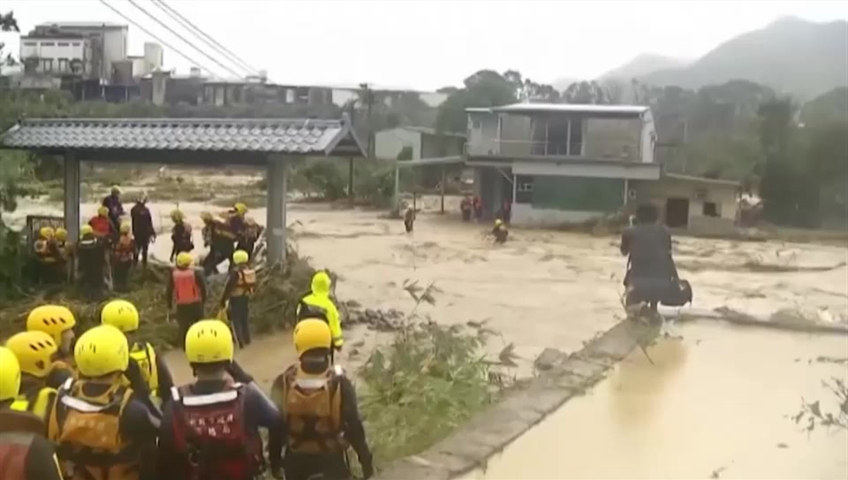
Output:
[{"xmin": 462, "ymin": 322, "xmax": 848, "ymax": 479}]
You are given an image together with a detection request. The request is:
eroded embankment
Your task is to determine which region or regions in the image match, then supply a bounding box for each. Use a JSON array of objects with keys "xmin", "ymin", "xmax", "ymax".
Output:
[{"xmin": 374, "ymin": 319, "xmax": 656, "ymax": 480}]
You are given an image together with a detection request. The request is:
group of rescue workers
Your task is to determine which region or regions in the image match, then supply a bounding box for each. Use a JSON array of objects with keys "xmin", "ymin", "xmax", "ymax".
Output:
[
  {"xmin": 32, "ymin": 186, "xmax": 263, "ymax": 297},
  {"xmin": 0, "ymin": 265, "xmax": 366, "ymax": 480}
]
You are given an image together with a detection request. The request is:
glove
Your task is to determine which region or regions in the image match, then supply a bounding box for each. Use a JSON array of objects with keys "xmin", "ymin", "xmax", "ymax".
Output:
[{"xmin": 360, "ymin": 454, "xmax": 374, "ymax": 480}]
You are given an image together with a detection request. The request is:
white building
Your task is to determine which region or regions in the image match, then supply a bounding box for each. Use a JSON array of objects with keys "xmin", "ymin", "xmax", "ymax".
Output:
[
  {"xmin": 29, "ymin": 22, "xmax": 128, "ymax": 80},
  {"xmin": 20, "ymin": 33, "xmax": 92, "ymax": 75}
]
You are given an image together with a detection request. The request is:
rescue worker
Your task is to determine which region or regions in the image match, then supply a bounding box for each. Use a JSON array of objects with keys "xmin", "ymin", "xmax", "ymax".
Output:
[
  {"xmin": 220, "ymin": 249, "xmax": 256, "ymax": 348},
  {"xmin": 472, "ymin": 195, "xmax": 483, "ymax": 221},
  {"xmin": 112, "ymin": 223, "xmax": 136, "ymax": 292},
  {"xmin": 201, "ymin": 211, "xmax": 222, "ymax": 275},
  {"xmin": 404, "ymin": 206, "xmax": 416, "ymax": 233},
  {"xmin": 34, "ymin": 226, "xmax": 61, "ymax": 285},
  {"xmin": 237, "ymin": 217, "xmax": 262, "ymax": 260},
  {"xmin": 46, "ymin": 325, "xmax": 159, "ymax": 480},
  {"xmin": 214, "ymin": 210, "xmax": 239, "ymax": 271},
  {"xmin": 460, "ymin": 196, "xmax": 473, "ymax": 222},
  {"xmin": 166, "ymin": 252, "xmax": 207, "ymax": 347},
  {"xmin": 269, "ymin": 319, "xmax": 374, "ymax": 480},
  {"xmin": 75, "ymin": 225, "xmax": 108, "ymax": 300},
  {"xmin": 102, "ymin": 185, "xmax": 125, "ymax": 238},
  {"xmin": 229, "ymin": 202, "xmax": 248, "ymax": 241},
  {"xmin": 296, "ymin": 271, "xmax": 344, "ymax": 357},
  {"xmin": 499, "ymin": 199, "xmax": 512, "ymax": 224},
  {"xmin": 157, "ymin": 320, "xmax": 282, "ymax": 480},
  {"xmin": 54, "ymin": 227, "xmax": 70, "ymax": 283},
  {"xmin": 5, "ymin": 331, "xmax": 68, "ymax": 420},
  {"xmin": 130, "ymin": 194, "xmax": 155, "ymax": 267},
  {"xmin": 0, "ymin": 346, "xmax": 66, "ymax": 480},
  {"xmin": 169, "ymin": 209, "xmax": 194, "ymax": 263},
  {"xmin": 89, "ymin": 206, "xmax": 115, "ymax": 244},
  {"xmin": 101, "ymin": 299, "xmax": 174, "ymax": 409},
  {"xmin": 491, "ymin": 218, "xmax": 508, "ymax": 244},
  {"xmin": 620, "ymin": 203, "xmax": 679, "ymax": 315},
  {"xmin": 26, "ymin": 304, "xmax": 78, "ymax": 381}
]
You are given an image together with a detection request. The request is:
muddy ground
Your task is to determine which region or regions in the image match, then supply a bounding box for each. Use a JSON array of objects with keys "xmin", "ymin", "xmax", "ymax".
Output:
[{"xmin": 8, "ymin": 170, "xmax": 848, "ymax": 387}]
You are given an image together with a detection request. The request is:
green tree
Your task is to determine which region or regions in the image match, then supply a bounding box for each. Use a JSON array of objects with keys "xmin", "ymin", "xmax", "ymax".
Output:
[
  {"xmin": 0, "ymin": 10, "xmax": 19, "ymax": 71},
  {"xmin": 435, "ymin": 69, "xmax": 517, "ymax": 134}
]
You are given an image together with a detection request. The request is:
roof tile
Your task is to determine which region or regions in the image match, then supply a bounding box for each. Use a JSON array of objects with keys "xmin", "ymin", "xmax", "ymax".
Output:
[{"xmin": 0, "ymin": 117, "xmax": 364, "ymax": 156}]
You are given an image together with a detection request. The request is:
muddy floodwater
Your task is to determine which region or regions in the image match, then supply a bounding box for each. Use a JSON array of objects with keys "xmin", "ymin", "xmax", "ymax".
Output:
[{"xmin": 462, "ymin": 322, "xmax": 848, "ymax": 480}]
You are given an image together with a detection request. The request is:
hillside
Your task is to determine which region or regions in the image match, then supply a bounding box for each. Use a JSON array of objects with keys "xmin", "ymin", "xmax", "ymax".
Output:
[
  {"xmin": 600, "ymin": 54, "xmax": 688, "ymax": 81},
  {"xmin": 801, "ymin": 87, "xmax": 848, "ymax": 127},
  {"xmin": 638, "ymin": 17, "xmax": 848, "ymax": 100}
]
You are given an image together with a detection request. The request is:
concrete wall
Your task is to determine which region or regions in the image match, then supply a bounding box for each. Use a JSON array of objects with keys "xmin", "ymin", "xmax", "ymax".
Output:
[
  {"xmin": 512, "ymin": 204, "xmax": 600, "ymax": 226},
  {"xmin": 374, "ymin": 128, "xmax": 421, "ymax": 160},
  {"xmin": 512, "ymin": 160, "xmax": 660, "ymax": 180},
  {"xmin": 634, "ymin": 177, "xmax": 738, "ymax": 229},
  {"xmin": 467, "ymin": 112, "xmax": 498, "ymax": 156}
]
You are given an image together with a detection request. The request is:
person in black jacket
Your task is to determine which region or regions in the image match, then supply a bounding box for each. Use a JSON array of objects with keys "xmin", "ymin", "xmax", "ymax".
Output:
[
  {"xmin": 620, "ymin": 203, "xmax": 679, "ymax": 312},
  {"xmin": 131, "ymin": 194, "xmax": 156, "ymax": 267}
]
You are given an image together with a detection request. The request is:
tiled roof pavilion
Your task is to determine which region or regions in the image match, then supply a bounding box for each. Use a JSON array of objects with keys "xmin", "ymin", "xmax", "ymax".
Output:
[
  {"xmin": 0, "ymin": 116, "xmax": 366, "ymax": 163},
  {"xmin": 0, "ymin": 116, "xmax": 366, "ymax": 262}
]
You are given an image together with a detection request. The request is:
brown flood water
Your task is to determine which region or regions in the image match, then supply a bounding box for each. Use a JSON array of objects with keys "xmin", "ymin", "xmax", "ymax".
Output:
[{"xmin": 463, "ymin": 322, "xmax": 848, "ymax": 480}]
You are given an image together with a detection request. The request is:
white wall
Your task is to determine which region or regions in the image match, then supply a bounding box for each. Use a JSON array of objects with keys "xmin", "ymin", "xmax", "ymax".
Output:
[
  {"xmin": 143, "ymin": 42, "xmax": 163, "ymax": 71},
  {"xmin": 374, "ymin": 128, "xmax": 421, "ymax": 160},
  {"xmin": 101, "ymin": 27, "xmax": 128, "ymax": 81},
  {"xmin": 512, "ymin": 160, "xmax": 660, "ymax": 180},
  {"xmin": 634, "ymin": 177, "xmax": 738, "ymax": 229},
  {"xmin": 511, "ymin": 203, "xmax": 601, "ymax": 226},
  {"xmin": 20, "ymin": 37, "xmax": 88, "ymax": 73},
  {"xmin": 640, "ymin": 110, "xmax": 657, "ymax": 164}
]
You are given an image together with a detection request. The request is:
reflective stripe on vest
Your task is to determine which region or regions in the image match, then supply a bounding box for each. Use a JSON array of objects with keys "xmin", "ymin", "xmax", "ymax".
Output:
[{"xmin": 173, "ymin": 269, "xmax": 201, "ymax": 305}]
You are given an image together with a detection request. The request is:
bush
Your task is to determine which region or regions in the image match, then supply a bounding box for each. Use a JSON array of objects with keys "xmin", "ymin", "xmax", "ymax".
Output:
[{"xmin": 359, "ymin": 322, "xmax": 496, "ymax": 467}]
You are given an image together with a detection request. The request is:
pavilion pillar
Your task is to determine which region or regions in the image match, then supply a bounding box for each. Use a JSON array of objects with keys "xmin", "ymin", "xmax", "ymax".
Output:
[
  {"xmin": 63, "ymin": 152, "xmax": 80, "ymax": 242},
  {"xmin": 266, "ymin": 155, "xmax": 289, "ymax": 264}
]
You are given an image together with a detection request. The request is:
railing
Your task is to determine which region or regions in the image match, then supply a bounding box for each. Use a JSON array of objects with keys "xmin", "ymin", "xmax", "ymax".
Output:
[{"xmin": 465, "ymin": 139, "xmax": 640, "ymax": 161}]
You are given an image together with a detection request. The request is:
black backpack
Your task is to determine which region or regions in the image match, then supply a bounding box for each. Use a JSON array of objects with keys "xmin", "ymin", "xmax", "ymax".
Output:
[{"xmin": 661, "ymin": 279, "xmax": 693, "ymax": 307}]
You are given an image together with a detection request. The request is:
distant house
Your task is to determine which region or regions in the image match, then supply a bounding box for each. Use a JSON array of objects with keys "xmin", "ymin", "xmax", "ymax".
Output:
[
  {"xmin": 465, "ymin": 103, "xmax": 739, "ymax": 229},
  {"xmin": 375, "ymin": 126, "xmax": 466, "ymax": 161}
]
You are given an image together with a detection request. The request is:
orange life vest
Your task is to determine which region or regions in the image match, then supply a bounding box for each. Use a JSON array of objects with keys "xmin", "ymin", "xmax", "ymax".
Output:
[
  {"xmin": 276, "ymin": 365, "xmax": 346, "ymax": 454},
  {"xmin": 114, "ymin": 234, "xmax": 135, "ymax": 262},
  {"xmin": 173, "ymin": 269, "xmax": 201, "ymax": 305},
  {"xmin": 89, "ymin": 216, "xmax": 112, "ymax": 238}
]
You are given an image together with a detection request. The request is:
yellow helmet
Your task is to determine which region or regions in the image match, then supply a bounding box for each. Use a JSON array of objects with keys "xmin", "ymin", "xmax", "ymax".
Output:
[
  {"xmin": 293, "ymin": 319, "xmax": 332, "ymax": 356},
  {"xmin": 26, "ymin": 305, "xmax": 77, "ymax": 343},
  {"xmin": 494, "ymin": 219, "xmax": 503, "ymax": 227},
  {"xmin": 0, "ymin": 347, "xmax": 21, "ymax": 402},
  {"xmin": 185, "ymin": 320, "xmax": 234, "ymax": 364},
  {"xmin": 170, "ymin": 209, "xmax": 184, "ymax": 221},
  {"xmin": 74, "ymin": 325, "xmax": 129, "ymax": 377},
  {"xmin": 233, "ymin": 203, "xmax": 248, "ymax": 215},
  {"xmin": 119, "ymin": 223, "xmax": 130, "ymax": 234},
  {"xmin": 110, "ymin": 185, "xmax": 121, "ymax": 195},
  {"xmin": 39, "ymin": 226, "xmax": 55, "ymax": 239},
  {"xmin": 176, "ymin": 251, "xmax": 193, "ymax": 268},
  {"xmin": 200, "ymin": 211, "xmax": 213, "ymax": 222},
  {"xmin": 97, "ymin": 206, "xmax": 109, "ymax": 216},
  {"xmin": 101, "ymin": 299, "xmax": 140, "ymax": 333},
  {"xmin": 232, "ymin": 250, "xmax": 249, "ymax": 265},
  {"xmin": 80, "ymin": 225, "xmax": 94, "ymax": 236},
  {"xmin": 55, "ymin": 227, "xmax": 68, "ymax": 241},
  {"xmin": 5, "ymin": 331, "xmax": 58, "ymax": 378}
]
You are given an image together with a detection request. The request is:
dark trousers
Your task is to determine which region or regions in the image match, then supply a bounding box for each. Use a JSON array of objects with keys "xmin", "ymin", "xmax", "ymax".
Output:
[
  {"xmin": 284, "ymin": 452, "xmax": 350, "ymax": 480},
  {"xmin": 176, "ymin": 302, "xmax": 204, "ymax": 349},
  {"xmin": 133, "ymin": 239, "xmax": 150, "ymax": 266},
  {"xmin": 404, "ymin": 219, "xmax": 414, "ymax": 233},
  {"xmin": 229, "ymin": 295, "xmax": 251, "ymax": 347},
  {"xmin": 113, "ymin": 261, "xmax": 131, "ymax": 292}
]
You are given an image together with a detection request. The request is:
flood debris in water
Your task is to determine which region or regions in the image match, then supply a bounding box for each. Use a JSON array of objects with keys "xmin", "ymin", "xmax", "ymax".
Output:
[{"xmin": 795, "ymin": 377, "xmax": 848, "ymax": 431}]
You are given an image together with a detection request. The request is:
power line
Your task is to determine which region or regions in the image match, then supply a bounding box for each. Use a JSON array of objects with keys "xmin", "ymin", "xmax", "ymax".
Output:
[
  {"xmin": 151, "ymin": 0, "xmax": 262, "ymax": 77},
  {"xmin": 97, "ymin": 0, "xmax": 223, "ymax": 77},
  {"xmin": 125, "ymin": 0, "xmax": 246, "ymax": 79}
]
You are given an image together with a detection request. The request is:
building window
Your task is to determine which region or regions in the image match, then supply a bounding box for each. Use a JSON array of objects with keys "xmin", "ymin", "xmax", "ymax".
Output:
[
  {"xmin": 702, "ymin": 201, "xmax": 720, "ymax": 218},
  {"xmin": 472, "ymin": 119, "xmax": 481, "ymax": 129},
  {"xmin": 41, "ymin": 58, "xmax": 54, "ymax": 72},
  {"xmin": 515, "ymin": 175, "xmax": 534, "ymax": 204},
  {"xmin": 41, "ymin": 42, "xmax": 55, "ymax": 47},
  {"xmin": 72, "ymin": 42, "xmax": 81, "ymax": 46},
  {"xmin": 58, "ymin": 58, "xmax": 69, "ymax": 72},
  {"xmin": 23, "ymin": 41, "xmax": 36, "ymax": 46},
  {"xmin": 58, "ymin": 42, "xmax": 70, "ymax": 47}
]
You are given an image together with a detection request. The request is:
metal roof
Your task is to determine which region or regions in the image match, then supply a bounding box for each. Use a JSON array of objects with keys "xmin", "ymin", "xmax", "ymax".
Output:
[
  {"xmin": 396, "ymin": 126, "xmax": 466, "ymax": 139},
  {"xmin": 467, "ymin": 103, "xmax": 650, "ymax": 116},
  {"xmin": 0, "ymin": 117, "xmax": 366, "ymax": 157},
  {"xmin": 37, "ymin": 21, "xmax": 127, "ymax": 29},
  {"xmin": 664, "ymin": 172, "xmax": 740, "ymax": 187}
]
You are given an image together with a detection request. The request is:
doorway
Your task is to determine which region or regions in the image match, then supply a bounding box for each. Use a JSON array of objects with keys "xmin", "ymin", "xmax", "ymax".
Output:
[{"xmin": 665, "ymin": 198, "xmax": 689, "ymax": 228}]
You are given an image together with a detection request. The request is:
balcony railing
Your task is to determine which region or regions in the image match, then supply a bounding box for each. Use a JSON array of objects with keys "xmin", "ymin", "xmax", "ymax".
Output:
[{"xmin": 466, "ymin": 139, "xmax": 640, "ymax": 161}]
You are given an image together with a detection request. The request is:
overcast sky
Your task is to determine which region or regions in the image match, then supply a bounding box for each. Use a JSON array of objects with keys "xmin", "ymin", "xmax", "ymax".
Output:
[{"xmin": 2, "ymin": 0, "xmax": 847, "ymax": 90}]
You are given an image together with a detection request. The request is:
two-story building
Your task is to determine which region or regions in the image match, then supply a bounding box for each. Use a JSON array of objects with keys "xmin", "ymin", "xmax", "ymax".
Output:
[
  {"xmin": 20, "ymin": 31, "xmax": 92, "ymax": 76},
  {"xmin": 24, "ymin": 22, "xmax": 128, "ymax": 81},
  {"xmin": 465, "ymin": 103, "xmax": 739, "ymax": 229}
]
